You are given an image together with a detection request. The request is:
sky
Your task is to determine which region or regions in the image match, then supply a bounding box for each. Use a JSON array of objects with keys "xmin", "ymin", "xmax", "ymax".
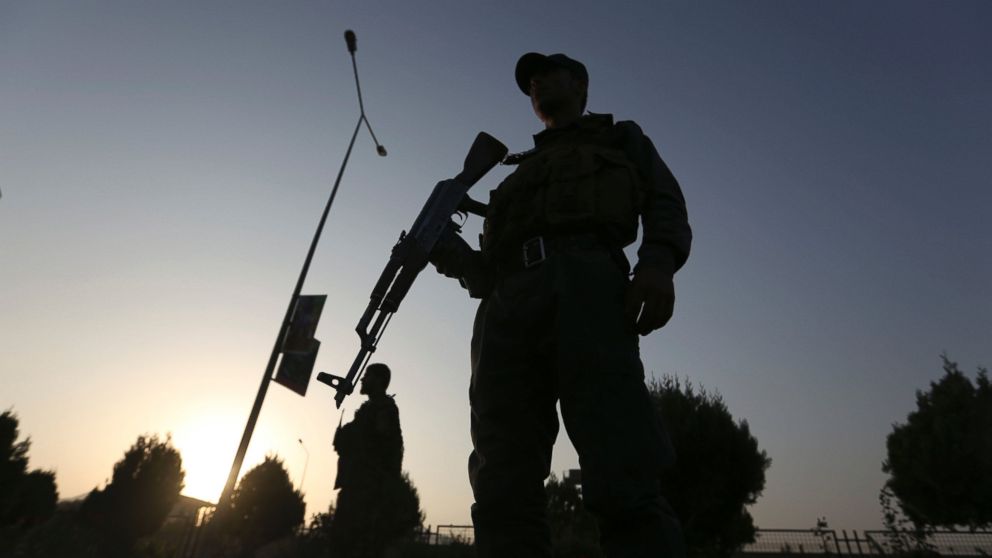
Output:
[{"xmin": 2, "ymin": 0, "xmax": 990, "ymax": 532}]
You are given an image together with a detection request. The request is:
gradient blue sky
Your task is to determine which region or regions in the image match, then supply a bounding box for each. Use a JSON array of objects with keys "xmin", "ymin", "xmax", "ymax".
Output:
[{"xmin": 2, "ymin": 1, "xmax": 989, "ymax": 531}]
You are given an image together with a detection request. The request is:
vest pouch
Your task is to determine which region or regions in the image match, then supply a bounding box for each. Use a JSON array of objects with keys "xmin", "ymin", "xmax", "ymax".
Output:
[
  {"xmin": 544, "ymin": 145, "xmax": 642, "ymax": 238},
  {"xmin": 592, "ymin": 148, "xmax": 643, "ymax": 243},
  {"xmin": 544, "ymin": 147, "xmax": 599, "ymax": 226},
  {"xmin": 482, "ymin": 155, "xmax": 549, "ymax": 255},
  {"xmin": 483, "ymin": 135, "xmax": 644, "ymax": 256}
]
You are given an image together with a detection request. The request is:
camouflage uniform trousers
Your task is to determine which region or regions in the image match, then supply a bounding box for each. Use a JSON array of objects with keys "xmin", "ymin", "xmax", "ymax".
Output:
[{"xmin": 468, "ymin": 238, "xmax": 686, "ymax": 558}]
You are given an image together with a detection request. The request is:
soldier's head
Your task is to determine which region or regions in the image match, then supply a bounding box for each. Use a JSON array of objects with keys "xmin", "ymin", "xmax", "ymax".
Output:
[
  {"xmin": 360, "ymin": 363, "xmax": 391, "ymax": 396},
  {"xmin": 515, "ymin": 52, "xmax": 588, "ymax": 127}
]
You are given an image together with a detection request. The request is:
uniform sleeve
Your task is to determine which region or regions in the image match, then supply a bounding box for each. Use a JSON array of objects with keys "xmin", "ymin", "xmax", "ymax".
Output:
[
  {"xmin": 619, "ymin": 121, "xmax": 692, "ymax": 275},
  {"xmin": 378, "ymin": 401, "xmax": 404, "ymax": 476}
]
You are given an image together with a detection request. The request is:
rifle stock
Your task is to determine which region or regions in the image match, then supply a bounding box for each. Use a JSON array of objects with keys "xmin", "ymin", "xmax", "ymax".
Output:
[
  {"xmin": 318, "ymin": 132, "xmax": 507, "ymax": 407},
  {"xmin": 456, "ymin": 132, "xmax": 509, "ymax": 186}
]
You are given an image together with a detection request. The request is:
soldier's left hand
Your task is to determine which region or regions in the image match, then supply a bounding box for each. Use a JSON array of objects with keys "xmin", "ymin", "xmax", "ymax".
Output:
[{"xmin": 624, "ymin": 266, "xmax": 675, "ymax": 335}]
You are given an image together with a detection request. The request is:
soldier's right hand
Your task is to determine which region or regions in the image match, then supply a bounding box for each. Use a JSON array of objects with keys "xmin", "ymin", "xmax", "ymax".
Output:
[{"xmin": 429, "ymin": 224, "xmax": 472, "ymax": 278}]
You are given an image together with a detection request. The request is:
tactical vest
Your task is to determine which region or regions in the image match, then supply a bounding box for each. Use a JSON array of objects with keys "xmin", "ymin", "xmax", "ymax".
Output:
[{"xmin": 482, "ymin": 117, "xmax": 645, "ymax": 261}]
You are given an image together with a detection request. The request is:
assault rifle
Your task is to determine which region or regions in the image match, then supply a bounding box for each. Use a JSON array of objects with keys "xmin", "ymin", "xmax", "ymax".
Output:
[{"xmin": 317, "ymin": 132, "xmax": 508, "ymax": 407}]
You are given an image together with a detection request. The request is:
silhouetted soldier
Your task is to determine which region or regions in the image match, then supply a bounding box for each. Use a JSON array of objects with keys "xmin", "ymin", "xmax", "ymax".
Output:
[
  {"xmin": 430, "ymin": 53, "xmax": 691, "ymax": 557},
  {"xmin": 330, "ymin": 362, "xmax": 403, "ymax": 557}
]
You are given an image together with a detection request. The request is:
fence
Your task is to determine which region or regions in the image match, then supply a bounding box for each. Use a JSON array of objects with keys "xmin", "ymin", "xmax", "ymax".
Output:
[
  {"xmin": 862, "ymin": 530, "xmax": 992, "ymax": 556},
  {"xmin": 424, "ymin": 526, "xmax": 992, "ymax": 556},
  {"xmin": 739, "ymin": 528, "xmax": 992, "ymax": 556},
  {"xmin": 742, "ymin": 528, "xmax": 841, "ymax": 555},
  {"xmin": 427, "ymin": 524, "xmax": 475, "ymax": 545}
]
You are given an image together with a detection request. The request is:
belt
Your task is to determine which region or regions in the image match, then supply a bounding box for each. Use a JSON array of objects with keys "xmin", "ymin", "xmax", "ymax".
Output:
[{"xmin": 496, "ymin": 233, "xmax": 625, "ymax": 274}]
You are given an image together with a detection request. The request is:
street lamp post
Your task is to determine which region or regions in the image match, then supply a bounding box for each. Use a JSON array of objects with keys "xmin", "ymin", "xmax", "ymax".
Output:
[{"xmin": 215, "ymin": 29, "xmax": 385, "ymax": 514}]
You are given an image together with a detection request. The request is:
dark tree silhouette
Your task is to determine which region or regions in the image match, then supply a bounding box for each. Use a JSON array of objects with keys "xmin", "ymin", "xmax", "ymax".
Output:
[
  {"xmin": 651, "ymin": 376, "xmax": 771, "ymax": 558},
  {"xmin": 326, "ymin": 471, "xmax": 424, "ymax": 557},
  {"xmin": 0, "ymin": 411, "xmax": 58, "ymax": 528},
  {"xmin": 545, "ymin": 473, "xmax": 601, "ymax": 558},
  {"xmin": 81, "ymin": 433, "xmax": 185, "ymax": 543},
  {"xmin": 0, "ymin": 411, "xmax": 29, "ymax": 488},
  {"xmin": 883, "ymin": 355, "xmax": 992, "ymax": 530},
  {"xmin": 215, "ymin": 455, "xmax": 305, "ymax": 553},
  {"xmin": 303, "ymin": 502, "xmax": 336, "ymax": 547},
  {"xmin": 538, "ymin": 378, "xmax": 769, "ymax": 558},
  {"xmin": 377, "ymin": 472, "xmax": 425, "ymax": 544}
]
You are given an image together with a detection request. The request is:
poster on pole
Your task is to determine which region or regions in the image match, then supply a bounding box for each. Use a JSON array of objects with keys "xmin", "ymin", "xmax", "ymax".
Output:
[
  {"xmin": 274, "ymin": 294, "xmax": 326, "ymax": 397},
  {"xmin": 275, "ymin": 339, "xmax": 320, "ymax": 397},
  {"xmin": 281, "ymin": 295, "xmax": 326, "ymax": 353}
]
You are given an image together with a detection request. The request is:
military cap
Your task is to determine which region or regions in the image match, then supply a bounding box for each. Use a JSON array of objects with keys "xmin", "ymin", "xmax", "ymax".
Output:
[{"xmin": 515, "ymin": 52, "xmax": 589, "ymax": 95}]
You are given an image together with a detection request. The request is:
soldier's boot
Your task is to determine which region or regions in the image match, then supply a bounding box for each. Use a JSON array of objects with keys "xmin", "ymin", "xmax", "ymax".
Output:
[
  {"xmin": 470, "ymin": 496, "xmax": 553, "ymax": 558},
  {"xmin": 596, "ymin": 498, "xmax": 686, "ymax": 558}
]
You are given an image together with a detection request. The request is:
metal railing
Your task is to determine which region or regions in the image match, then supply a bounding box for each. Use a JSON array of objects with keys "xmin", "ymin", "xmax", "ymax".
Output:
[
  {"xmin": 863, "ymin": 530, "xmax": 992, "ymax": 556},
  {"xmin": 742, "ymin": 528, "xmax": 841, "ymax": 554},
  {"xmin": 422, "ymin": 525, "xmax": 992, "ymax": 556},
  {"xmin": 740, "ymin": 528, "xmax": 992, "ymax": 556},
  {"xmin": 429, "ymin": 524, "xmax": 475, "ymax": 545}
]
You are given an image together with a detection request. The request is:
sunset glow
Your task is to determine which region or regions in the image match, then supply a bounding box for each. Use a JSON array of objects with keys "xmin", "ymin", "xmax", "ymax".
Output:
[
  {"xmin": 172, "ymin": 412, "xmax": 242, "ymax": 504},
  {"xmin": 1, "ymin": 1, "xmax": 989, "ymax": 533}
]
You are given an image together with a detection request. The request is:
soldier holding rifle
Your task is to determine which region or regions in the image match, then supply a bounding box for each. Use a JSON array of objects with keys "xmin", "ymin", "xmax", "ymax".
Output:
[
  {"xmin": 331, "ymin": 363, "xmax": 403, "ymax": 557},
  {"xmin": 430, "ymin": 52, "xmax": 692, "ymax": 558}
]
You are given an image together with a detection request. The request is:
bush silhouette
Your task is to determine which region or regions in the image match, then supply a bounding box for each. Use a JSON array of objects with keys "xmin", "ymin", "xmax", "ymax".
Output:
[
  {"xmin": 651, "ymin": 376, "xmax": 771, "ymax": 558},
  {"xmin": 540, "ymin": 377, "xmax": 769, "ymax": 558},
  {"xmin": 884, "ymin": 355, "xmax": 992, "ymax": 530},
  {"xmin": 0, "ymin": 411, "xmax": 58, "ymax": 529},
  {"xmin": 81, "ymin": 434, "xmax": 184, "ymax": 543},
  {"xmin": 325, "ymin": 471, "xmax": 424, "ymax": 557},
  {"xmin": 546, "ymin": 473, "xmax": 601, "ymax": 558},
  {"xmin": 214, "ymin": 455, "xmax": 305, "ymax": 553}
]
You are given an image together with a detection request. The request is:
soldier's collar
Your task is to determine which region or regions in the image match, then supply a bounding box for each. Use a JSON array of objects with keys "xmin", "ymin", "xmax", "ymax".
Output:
[
  {"xmin": 533, "ymin": 112, "xmax": 614, "ymax": 146},
  {"xmin": 503, "ymin": 113, "xmax": 615, "ymax": 165}
]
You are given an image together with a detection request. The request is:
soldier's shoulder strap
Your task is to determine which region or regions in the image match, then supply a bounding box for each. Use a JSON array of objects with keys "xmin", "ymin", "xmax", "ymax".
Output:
[
  {"xmin": 616, "ymin": 117, "xmax": 644, "ymax": 133},
  {"xmin": 612, "ymin": 119, "xmax": 654, "ymax": 179},
  {"xmin": 502, "ymin": 147, "xmax": 537, "ymax": 166}
]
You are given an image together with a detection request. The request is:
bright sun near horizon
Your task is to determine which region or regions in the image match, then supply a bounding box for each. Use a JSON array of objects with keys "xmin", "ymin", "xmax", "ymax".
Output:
[{"xmin": 171, "ymin": 412, "xmax": 243, "ymax": 504}]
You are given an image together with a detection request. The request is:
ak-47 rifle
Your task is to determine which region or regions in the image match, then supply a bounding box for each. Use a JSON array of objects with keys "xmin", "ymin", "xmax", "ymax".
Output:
[{"xmin": 317, "ymin": 132, "xmax": 508, "ymax": 408}]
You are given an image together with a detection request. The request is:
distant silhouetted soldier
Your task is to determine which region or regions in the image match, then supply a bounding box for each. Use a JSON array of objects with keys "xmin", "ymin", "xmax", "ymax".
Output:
[
  {"xmin": 330, "ymin": 362, "xmax": 404, "ymax": 557},
  {"xmin": 429, "ymin": 52, "xmax": 691, "ymax": 557}
]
